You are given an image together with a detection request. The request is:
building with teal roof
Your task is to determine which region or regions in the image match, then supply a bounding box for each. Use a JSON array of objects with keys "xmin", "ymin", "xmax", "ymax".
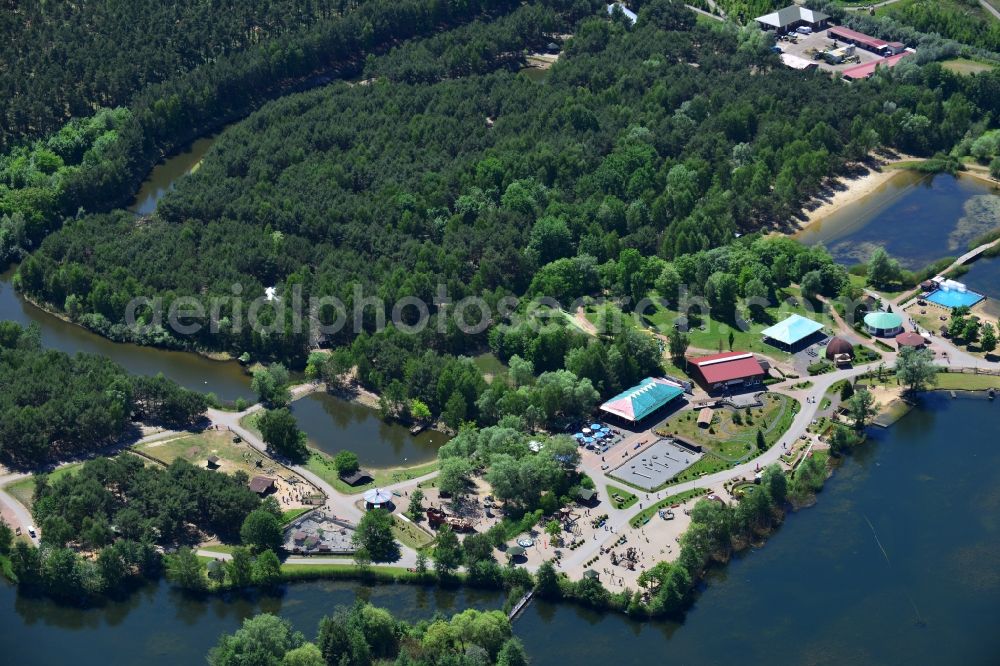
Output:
[
  {"xmin": 760, "ymin": 313, "xmax": 825, "ymax": 350},
  {"xmin": 864, "ymin": 311, "xmax": 903, "ymax": 337},
  {"xmin": 599, "ymin": 377, "xmax": 685, "ymax": 423}
]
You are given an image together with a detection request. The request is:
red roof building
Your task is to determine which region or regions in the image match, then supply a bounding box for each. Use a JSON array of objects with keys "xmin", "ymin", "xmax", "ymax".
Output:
[
  {"xmin": 687, "ymin": 352, "xmax": 767, "ymax": 393},
  {"xmin": 842, "ymin": 52, "xmax": 910, "ymax": 80},
  {"xmin": 828, "ymin": 26, "xmax": 889, "ymax": 52}
]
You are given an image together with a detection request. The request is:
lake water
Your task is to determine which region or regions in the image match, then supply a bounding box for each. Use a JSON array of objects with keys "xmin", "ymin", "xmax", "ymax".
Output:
[
  {"xmin": 958, "ymin": 254, "xmax": 1000, "ymax": 316},
  {"xmin": 129, "ymin": 135, "xmax": 217, "ymax": 215},
  {"xmin": 0, "ymin": 268, "xmax": 253, "ymax": 402},
  {"xmin": 4, "ymin": 393, "xmax": 997, "ymax": 664},
  {"xmin": 292, "ymin": 392, "xmax": 449, "ymax": 467},
  {"xmin": 796, "ymin": 171, "xmax": 1000, "ymax": 271}
]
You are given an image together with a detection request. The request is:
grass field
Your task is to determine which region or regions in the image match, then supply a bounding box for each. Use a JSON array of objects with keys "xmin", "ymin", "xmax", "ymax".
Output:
[
  {"xmin": 605, "ymin": 484, "xmax": 638, "ymax": 510},
  {"xmin": 391, "ymin": 515, "xmax": 435, "ymax": 550},
  {"xmin": 472, "ymin": 352, "xmax": 507, "ymax": 383},
  {"xmin": 637, "ymin": 287, "xmax": 834, "ymax": 362},
  {"xmin": 136, "ymin": 430, "xmax": 273, "ymax": 478},
  {"xmin": 656, "ymin": 394, "xmax": 796, "ymax": 461},
  {"xmin": 933, "ymin": 372, "xmax": 1000, "ymax": 390},
  {"xmin": 305, "ymin": 451, "xmax": 440, "ymax": 495},
  {"xmin": 4, "ymin": 462, "xmax": 84, "ymax": 510},
  {"xmin": 281, "ymin": 507, "xmax": 312, "ymax": 523},
  {"xmin": 942, "ymin": 58, "xmax": 997, "ymax": 75},
  {"xmin": 629, "ymin": 487, "xmax": 707, "ymax": 528}
]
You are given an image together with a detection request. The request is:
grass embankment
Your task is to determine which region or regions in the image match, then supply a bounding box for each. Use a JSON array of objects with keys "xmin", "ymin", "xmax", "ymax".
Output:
[
  {"xmin": 4, "ymin": 462, "xmax": 84, "ymax": 510},
  {"xmin": 241, "ymin": 410, "xmax": 441, "ymax": 493},
  {"xmin": 391, "ymin": 515, "xmax": 435, "ymax": 550},
  {"xmin": 605, "ymin": 484, "xmax": 638, "ymax": 510},
  {"xmin": 933, "ymin": 372, "xmax": 1000, "ymax": 390},
  {"xmin": 629, "ymin": 488, "xmax": 708, "ymax": 528},
  {"xmin": 280, "ymin": 563, "xmax": 425, "ymax": 583},
  {"xmin": 305, "ymin": 453, "xmax": 440, "ymax": 494}
]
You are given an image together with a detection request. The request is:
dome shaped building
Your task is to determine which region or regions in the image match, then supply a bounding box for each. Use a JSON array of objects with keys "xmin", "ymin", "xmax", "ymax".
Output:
[{"xmin": 824, "ymin": 336, "xmax": 855, "ymax": 361}]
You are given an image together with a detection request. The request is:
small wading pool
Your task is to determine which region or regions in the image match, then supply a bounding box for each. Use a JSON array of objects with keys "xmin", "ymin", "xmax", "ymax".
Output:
[{"xmin": 926, "ymin": 288, "xmax": 985, "ymax": 309}]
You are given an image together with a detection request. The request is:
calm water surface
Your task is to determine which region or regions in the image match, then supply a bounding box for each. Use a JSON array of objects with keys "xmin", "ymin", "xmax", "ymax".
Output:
[
  {"xmin": 3, "ymin": 395, "xmax": 997, "ymax": 665},
  {"xmin": 292, "ymin": 392, "xmax": 450, "ymax": 467},
  {"xmin": 129, "ymin": 135, "xmax": 217, "ymax": 215},
  {"xmin": 958, "ymin": 254, "xmax": 1000, "ymax": 315},
  {"xmin": 0, "ymin": 268, "xmax": 252, "ymax": 401},
  {"xmin": 796, "ymin": 172, "xmax": 1000, "ymax": 271}
]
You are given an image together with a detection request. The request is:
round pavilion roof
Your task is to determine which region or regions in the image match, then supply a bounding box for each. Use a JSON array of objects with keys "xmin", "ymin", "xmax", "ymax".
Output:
[
  {"xmin": 864, "ymin": 311, "xmax": 903, "ymax": 330},
  {"xmin": 895, "ymin": 331, "xmax": 926, "ymax": 347},
  {"xmin": 824, "ymin": 336, "xmax": 854, "ymax": 359},
  {"xmin": 363, "ymin": 488, "xmax": 392, "ymax": 505}
]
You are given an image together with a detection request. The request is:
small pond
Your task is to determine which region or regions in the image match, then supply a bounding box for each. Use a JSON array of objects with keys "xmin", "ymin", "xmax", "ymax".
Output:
[{"xmin": 291, "ymin": 392, "xmax": 450, "ymax": 468}]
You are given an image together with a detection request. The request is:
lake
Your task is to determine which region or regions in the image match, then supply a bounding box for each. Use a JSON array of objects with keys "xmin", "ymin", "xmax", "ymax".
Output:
[
  {"xmin": 292, "ymin": 392, "xmax": 449, "ymax": 467},
  {"xmin": 958, "ymin": 253, "xmax": 1000, "ymax": 316},
  {"xmin": 0, "ymin": 267, "xmax": 253, "ymax": 402},
  {"xmin": 129, "ymin": 135, "xmax": 218, "ymax": 215},
  {"xmin": 796, "ymin": 171, "xmax": 1000, "ymax": 271},
  {"xmin": 3, "ymin": 393, "xmax": 997, "ymax": 664}
]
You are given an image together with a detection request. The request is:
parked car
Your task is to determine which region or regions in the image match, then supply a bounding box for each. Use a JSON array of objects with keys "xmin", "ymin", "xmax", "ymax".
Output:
[
  {"xmin": 796, "ymin": 26, "xmax": 812, "ymax": 35},
  {"xmin": 27, "ymin": 525, "xmax": 36, "ymax": 538}
]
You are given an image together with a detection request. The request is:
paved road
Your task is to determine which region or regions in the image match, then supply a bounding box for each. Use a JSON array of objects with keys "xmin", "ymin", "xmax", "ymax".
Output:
[
  {"xmin": 0, "ymin": 471, "xmax": 34, "ymax": 542},
  {"xmin": 557, "ymin": 361, "xmax": 882, "ymax": 573},
  {"xmin": 0, "ymin": 428, "xmax": 183, "ymax": 539},
  {"xmin": 979, "ymin": 0, "xmax": 1000, "ymax": 21}
]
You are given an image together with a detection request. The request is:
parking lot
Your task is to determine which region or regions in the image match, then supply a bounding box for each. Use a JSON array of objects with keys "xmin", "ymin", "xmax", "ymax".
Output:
[{"xmin": 777, "ymin": 28, "xmax": 885, "ymax": 73}]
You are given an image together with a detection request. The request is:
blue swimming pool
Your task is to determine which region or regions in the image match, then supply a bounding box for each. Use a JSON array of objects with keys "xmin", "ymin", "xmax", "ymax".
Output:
[{"xmin": 926, "ymin": 288, "xmax": 985, "ymax": 309}]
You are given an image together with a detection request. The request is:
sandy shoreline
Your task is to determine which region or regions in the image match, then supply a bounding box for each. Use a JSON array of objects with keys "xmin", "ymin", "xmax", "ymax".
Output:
[{"xmin": 796, "ymin": 161, "xmax": 906, "ymax": 230}]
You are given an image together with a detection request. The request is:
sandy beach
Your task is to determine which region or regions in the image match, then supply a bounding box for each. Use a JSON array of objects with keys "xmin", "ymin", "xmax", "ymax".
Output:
[{"xmin": 796, "ymin": 161, "xmax": 904, "ymax": 230}]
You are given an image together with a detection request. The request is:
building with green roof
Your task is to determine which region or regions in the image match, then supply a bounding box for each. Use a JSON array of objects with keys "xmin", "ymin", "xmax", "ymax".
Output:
[
  {"xmin": 599, "ymin": 377, "xmax": 685, "ymax": 423},
  {"xmin": 864, "ymin": 311, "xmax": 903, "ymax": 337}
]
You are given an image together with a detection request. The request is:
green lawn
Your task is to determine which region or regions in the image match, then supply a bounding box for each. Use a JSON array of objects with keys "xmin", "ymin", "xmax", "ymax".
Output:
[
  {"xmin": 629, "ymin": 488, "xmax": 708, "ymax": 528},
  {"xmin": 933, "ymin": 372, "xmax": 1000, "ymax": 390},
  {"xmin": 605, "ymin": 484, "xmax": 638, "ymax": 510},
  {"xmin": 637, "ymin": 287, "xmax": 835, "ymax": 362},
  {"xmin": 942, "ymin": 59, "xmax": 997, "ymax": 76},
  {"xmin": 471, "ymin": 352, "xmax": 507, "ymax": 382},
  {"xmin": 391, "ymin": 515, "xmax": 435, "ymax": 550},
  {"xmin": 304, "ymin": 451, "xmax": 440, "ymax": 495},
  {"xmin": 4, "ymin": 462, "xmax": 84, "ymax": 510},
  {"xmin": 655, "ymin": 394, "xmax": 797, "ymax": 462},
  {"xmin": 281, "ymin": 507, "xmax": 312, "ymax": 523}
]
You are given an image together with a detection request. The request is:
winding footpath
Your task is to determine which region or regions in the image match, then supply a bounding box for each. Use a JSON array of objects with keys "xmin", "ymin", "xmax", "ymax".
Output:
[{"xmin": 1, "ymin": 338, "xmax": 994, "ymax": 579}]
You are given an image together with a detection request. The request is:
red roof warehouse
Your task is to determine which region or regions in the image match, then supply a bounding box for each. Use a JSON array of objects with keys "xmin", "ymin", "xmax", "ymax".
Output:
[{"xmin": 687, "ymin": 351, "xmax": 767, "ymax": 393}]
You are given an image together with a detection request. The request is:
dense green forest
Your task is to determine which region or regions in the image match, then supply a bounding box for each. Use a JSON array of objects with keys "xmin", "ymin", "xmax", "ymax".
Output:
[
  {"xmin": 205, "ymin": 603, "xmax": 525, "ymax": 666},
  {"xmin": 6, "ymin": 454, "xmax": 280, "ymax": 603},
  {"xmin": 0, "ymin": 0, "xmax": 535, "ymax": 266},
  {"xmin": 881, "ymin": 0, "xmax": 1000, "ymax": 52},
  {"xmin": 0, "ymin": 0, "xmax": 359, "ymax": 151},
  {"xmin": 0, "ymin": 322, "xmax": 207, "ymax": 465},
  {"xmin": 15, "ymin": 1, "xmax": 999, "ymax": 421}
]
